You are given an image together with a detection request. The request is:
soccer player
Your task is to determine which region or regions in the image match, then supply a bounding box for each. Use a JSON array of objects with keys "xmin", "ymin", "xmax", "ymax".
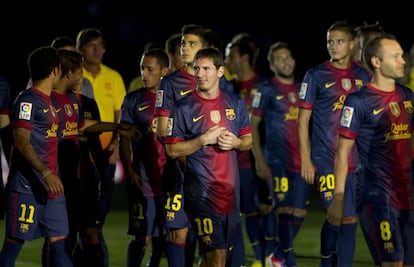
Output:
[
  {"xmin": 225, "ymin": 38, "xmax": 275, "ymax": 266},
  {"xmin": 251, "ymin": 41, "xmax": 311, "ymax": 267},
  {"xmin": 51, "ymin": 49, "xmax": 139, "ymax": 267},
  {"xmin": 119, "ymin": 48, "xmax": 170, "ymax": 266},
  {"xmin": 164, "ymin": 47, "xmax": 252, "ymax": 267},
  {"xmin": 297, "ymin": 20, "xmax": 371, "ymax": 267},
  {"xmin": 327, "ymin": 33, "xmax": 414, "ymax": 267},
  {"xmin": 0, "ymin": 46, "xmax": 73, "ymax": 267},
  {"xmin": 154, "ymin": 24, "xmax": 234, "ymax": 267}
]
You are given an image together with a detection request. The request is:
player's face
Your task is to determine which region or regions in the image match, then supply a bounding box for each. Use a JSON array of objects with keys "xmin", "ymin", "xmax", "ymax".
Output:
[
  {"xmin": 68, "ymin": 68, "xmax": 83, "ymax": 92},
  {"xmin": 224, "ymin": 46, "xmax": 242, "ymax": 75},
  {"xmin": 140, "ymin": 55, "xmax": 165, "ymax": 91},
  {"xmin": 193, "ymin": 57, "xmax": 222, "ymax": 95},
  {"xmin": 269, "ymin": 48, "xmax": 295, "ymax": 79},
  {"xmin": 327, "ymin": 30, "xmax": 354, "ymax": 62},
  {"xmin": 79, "ymin": 37, "xmax": 105, "ymax": 65},
  {"xmin": 180, "ymin": 34, "xmax": 203, "ymax": 66},
  {"xmin": 377, "ymin": 39, "xmax": 406, "ymax": 79}
]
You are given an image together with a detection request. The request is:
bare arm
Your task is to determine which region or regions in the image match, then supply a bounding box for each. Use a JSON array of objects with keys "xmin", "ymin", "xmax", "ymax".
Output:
[
  {"xmin": 156, "ymin": 116, "xmax": 168, "ymax": 144},
  {"xmin": 297, "ymin": 108, "xmax": 315, "ymax": 184},
  {"xmin": 119, "ymin": 134, "xmax": 142, "ymax": 188},
  {"xmin": 327, "ymin": 136, "xmax": 355, "ymax": 226},
  {"xmin": 250, "ymin": 114, "xmax": 271, "ymax": 180},
  {"xmin": 80, "ymin": 120, "xmax": 141, "ymax": 141},
  {"xmin": 107, "ymin": 110, "xmax": 121, "ymax": 164},
  {"xmin": 14, "ymin": 127, "xmax": 64, "ymax": 195},
  {"xmin": 218, "ymin": 130, "xmax": 252, "ymax": 151}
]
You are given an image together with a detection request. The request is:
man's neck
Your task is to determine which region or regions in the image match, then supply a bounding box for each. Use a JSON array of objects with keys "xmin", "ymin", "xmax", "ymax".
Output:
[{"xmin": 84, "ymin": 63, "xmax": 101, "ymax": 77}]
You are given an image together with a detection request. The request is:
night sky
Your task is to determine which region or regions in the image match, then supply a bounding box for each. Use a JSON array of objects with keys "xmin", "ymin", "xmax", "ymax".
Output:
[{"xmin": 1, "ymin": 3, "xmax": 411, "ymax": 101}]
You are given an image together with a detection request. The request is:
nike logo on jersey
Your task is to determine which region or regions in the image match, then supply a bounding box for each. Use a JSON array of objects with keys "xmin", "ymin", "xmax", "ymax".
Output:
[
  {"xmin": 180, "ymin": 89, "xmax": 192, "ymax": 96},
  {"xmin": 192, "ymin": 115, "xmax": 204, "ymax": 122},
  {"xmin": 325, "ymin": 82, "xmax": 336, "ymax": 88},
  {"xmin": 373, "ymin": 108, "xmax": 384, "ymax": 115},
  {"xmin": 276, "ymin": 95, "xmax": 284, "ymax": 100},
  {"xmin": 138, "ymin": 105, "xmax": 149, "ymax": 112},
  {"xmin": 43, "ymin": 108, "xmax": 49, "ymax": 113},
  {"xmin": 55, "ymin": 108, "xmax": 61, "ymax": 113}
]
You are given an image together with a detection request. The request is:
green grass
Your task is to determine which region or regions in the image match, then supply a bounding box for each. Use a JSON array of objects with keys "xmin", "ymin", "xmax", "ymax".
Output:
[{"xmin": 0, "ymin": 184, "xmax": 375, "ymax": 267}]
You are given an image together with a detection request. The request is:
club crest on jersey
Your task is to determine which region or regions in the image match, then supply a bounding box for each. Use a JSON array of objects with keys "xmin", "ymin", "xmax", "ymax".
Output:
[
  {"xmin": 341, "ymin": 79, "xmax": 352, "ymax": 91},
  {"xmin": 64, "ymin": 104, "xmax": 73, "ymax": 117},
  {"xmin": 225, "ymin": 109, "xmax": 236, "ymax": 120},
  {"xmin": 19, "ymin": 102, "xmax": 32, "ymax": 120},
  {"xmin": 403, "ymin": 100, "xmax": 413, "ymax": 113},
  {"xmin": 389, "ymin": 102, "xmax": 400, "ymax": 117},
  {"xmin": 210, "ymin": 110, "xmax": 221, "ymax": 124},
  {"xmin": 355, "ymin": 79, "xmax": 364, "ymax": 89},
  {"xmin": 155, "ymin": 90, "xmax": 163, "ymax": 108},
  {"xmin": 288, "ymin": 92, "xmax": 297, "ymax": 103},
  {"xmin": 19, "ymin": 223, "xmax": 29, "ymax": 233},
  {"xmin": 166, "ymin": 118, "xmax": 173, "ymax": 136}
]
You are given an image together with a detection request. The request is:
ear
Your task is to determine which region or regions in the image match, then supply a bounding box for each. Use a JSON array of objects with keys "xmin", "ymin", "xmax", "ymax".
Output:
[
  {"xmin": 66, "ymin": 70, "xmax": 72, "ymax": 79},
  {"xmin": 161, "ymin": 67, "xmax": 169, "ymax": 77},
  {"xmin": 371, "ymin": 56, "xmax": 381, "ymax": 69},
  {"xmin": 217, "ymin": 65, "xmax": 224, "ymax": 78}
]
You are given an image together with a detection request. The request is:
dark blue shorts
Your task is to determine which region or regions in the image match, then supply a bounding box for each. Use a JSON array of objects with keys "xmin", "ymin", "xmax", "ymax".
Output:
[
  {"xmin": 6, "ymin": 191, "xmax": 69, "ymax": 240},
  {"xmin": 187, "ymin": 204, "xmax": 238, "ymax": 253},
  {"xmin": 359, "ymin": 195, "xmax": 414, "ymax": 264},
  {"xmin": 127, "ymin": 183, "xmax": 164, "ymax": 237}
]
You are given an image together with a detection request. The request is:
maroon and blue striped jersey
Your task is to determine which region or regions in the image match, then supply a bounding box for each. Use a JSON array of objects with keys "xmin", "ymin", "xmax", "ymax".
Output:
[
  {"xmin": 120, "ymin": 89, "xmax": 165, "ymax": 196},
  {"xmin": 298, "ymin": 61, "xmax": 371, "ymax": 171},
  {"xmin": 9, "ymin": 88, "xmax": 59, "ymax": 199},
  {"xmin": 251, "ymin": 77, "xmax": 301, "ymax": 172},
  {"xmin": 339, "ymin": 83, "xmax": 414, "ymax": 210},
  {"xmin": 165, "ymin": 90, "xmax": 251, "ymax": 214}
]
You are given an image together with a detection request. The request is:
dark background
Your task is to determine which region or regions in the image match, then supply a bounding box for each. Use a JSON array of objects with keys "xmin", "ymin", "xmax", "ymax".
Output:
[{"xmin": 0, "ymin": 2, "xmax": 412, "ymax": 101}]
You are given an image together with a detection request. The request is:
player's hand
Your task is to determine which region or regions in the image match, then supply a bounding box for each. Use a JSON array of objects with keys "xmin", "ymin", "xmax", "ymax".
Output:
[
  {"xmin": 107, "ymin": 143, "xmax": 119, "ymax": 164},
  {"xmin": 217, "ymin": 130, "xmax": 238, "ymax": 150},
  {"xmin": 255, "ymin": 160, "xmax": 272, "ymax": 180},
  {"xmin": 45, "ymin": 173, "xmax": 64, "ymax": 195},
  {"xmin": 125, "ymin": 167, "xmax": 142, "ymax": 189},
  {"xmin": 202, "ymin": 125, "xmax": 226, "ymax": 146},
  {"xmin": 301, "ymin": 160, "xmax": 316, "ymax": 184},
  {"xmin": 326, "ymin": 193, "xmax": 344, "ymax": 226},
  {"xmin": 118, "ymin": 123, "xmax": 142, "ymax": 141}
]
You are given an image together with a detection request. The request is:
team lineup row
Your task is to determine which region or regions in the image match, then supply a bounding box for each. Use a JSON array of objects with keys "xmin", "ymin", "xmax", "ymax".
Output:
[{"xmin": 0, "ymin": 20, "xmax": 413, "ymax": 267}]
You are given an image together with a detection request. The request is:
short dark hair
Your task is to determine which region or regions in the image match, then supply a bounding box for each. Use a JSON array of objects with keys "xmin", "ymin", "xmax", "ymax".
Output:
[
  {"xmin": 267, "ymin": 41, "xmax": 290, "ymax": 64},
  {"xmin": 76, "ymin": 28, "xmax": 105, "ymax": 51},
  {"xmin": 194, "ymin": 47, "xmax": 224, "ymax": 69},
  {"xmin": 165, "ymin": 33, "xmax": 182, "ymax": 54},
  {"xmin": 180, "ymin": 24, "xmax": 221, "ymax": 49},
  {"xmin": 28, "ymin": 46, "xmax": 60, "ymax": 82},
  {"xmin": 230, "ymin": 40, "xmax": 256, "ymax": 67},
  {"xmin": 328, "ymin": 20, "xmax": 357, "ymax": 39},
  {"xmin": 363, "ymin": 33, "xmax": 396, "ymax": 72},
  {"xmin": 142, "ymin": 48, "xmax": 169, "ymax": 69},
  {"xmin": 58, "ymin": 49, "xmax": 83, "ymax": 77},
  {"xmin": 51, "ymin": 36, "xmax": 75, "ymax": 50}
]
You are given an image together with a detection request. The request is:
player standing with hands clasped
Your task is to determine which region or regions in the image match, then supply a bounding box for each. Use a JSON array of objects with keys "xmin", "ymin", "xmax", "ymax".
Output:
[{"xmin": 164, "ymin": 47, "xmax": 252, "ymax": 267}]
